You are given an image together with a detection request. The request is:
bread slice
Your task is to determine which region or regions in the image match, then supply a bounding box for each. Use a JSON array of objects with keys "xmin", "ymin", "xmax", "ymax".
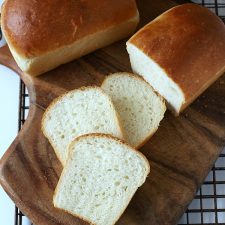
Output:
[
  {"xmin": 53, "ymin": 133, "xmax": 150, "ymax": 225},
  {"xmin": 127, "ymin": 3, "xmax": 225, "ymax": 115},
  {"xmin": 101, "ymin": 73, "xmax": 166, "ymax": 148},
  {"xmin": 41, "ymin": 87, "xmax": 124, "ymax": 165}
]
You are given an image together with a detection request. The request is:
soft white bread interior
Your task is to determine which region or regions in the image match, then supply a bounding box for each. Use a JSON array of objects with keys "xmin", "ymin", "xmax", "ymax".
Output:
[
  {"xmin": 41, "ymin": 87, "xmax": 124, "ymax": 165},
  {"xmin": 127, "ymin": 3, "xmax": 225, "ymax": 115},
  {"xmin": 126, "ymin": 44, "xmax": 183, "ymax": 114},
  {"xmin": 53, "ymin": 134, "xmax": 150, "ymax": 225},
  {"xmin": 1, "ymin": 0, "xmax": 139, "ymax": 76},
  {"xmin": 101, "ymin": 72, "xmax": 166, "ymax": 148}
]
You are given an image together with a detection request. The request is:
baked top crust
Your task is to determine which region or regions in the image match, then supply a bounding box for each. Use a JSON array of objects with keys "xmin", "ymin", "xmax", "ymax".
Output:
[
  {"xmin": 2, "ymin": 0, "xmax": 138, "ymax": 58},
  {"xmin": 129, "ymin": 3, "xmax": 225, "ymax": 100}
]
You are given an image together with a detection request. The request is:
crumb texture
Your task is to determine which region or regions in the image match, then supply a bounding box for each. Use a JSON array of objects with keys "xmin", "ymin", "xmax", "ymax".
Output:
[
  {"xmin": 127, "ymin": 43, "xmax": 184, "ymax": 114},
  {"xmin": 54, "ymin": 135, "xmax": 149, "ymax": 225},
  {"xmin": 102, "ymin": 73, "xmax": 166, "ymax": 147},
  {"xmin": 42, "ymin": 88, "xmax": 123, "ymax": 165}
]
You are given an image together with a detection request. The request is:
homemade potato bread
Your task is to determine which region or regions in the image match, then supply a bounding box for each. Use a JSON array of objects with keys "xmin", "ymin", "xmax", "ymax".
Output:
[
  {"xmin": 127, "ymin": 3, "xmax": 225, "ymax": 115},
  {"xmin": 102, "ymin": 73, "xmax": 166, "ymax": 148},
  {"xmin": 53, "ymin": 134, "xmax": 150, "ymax": 225},
  {"xmin": 42, "ymin": 87, "xmax": 123, "ymax": 165},
  {"xmin": 1, "ymin": 0, "xmax": 139, "ymax": 76}
]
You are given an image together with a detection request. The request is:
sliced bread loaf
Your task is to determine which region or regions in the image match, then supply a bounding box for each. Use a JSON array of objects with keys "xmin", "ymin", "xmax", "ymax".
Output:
[
  {"xmin": 42, "ymin": 87, "xmax": 124, "ymax": 165},
  {"xmin": 53, "ymin": 134, "xmax": 150, "ymax": 225},
  {"xmin": 101, "ymin": 73, "xmax": 166, "ymax": 148},
  {"xmin": 127, "ymin": 4, "xmax": 225, "ymax": 115}
]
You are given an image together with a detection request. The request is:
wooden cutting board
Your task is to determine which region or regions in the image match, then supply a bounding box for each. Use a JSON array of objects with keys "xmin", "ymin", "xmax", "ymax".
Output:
[{"xmin": 0, "ymin": 0, "xmax": 225, "ymax": 225}]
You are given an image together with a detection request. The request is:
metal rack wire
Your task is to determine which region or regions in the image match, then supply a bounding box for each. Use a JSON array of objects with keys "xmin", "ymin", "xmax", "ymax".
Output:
[
  {"xmin": 178, "ymin": 0, "xmax": 225, "ymax": 223},
  {"xmin": 14, "ymin": 1, "xmax": 225, "ymax": 224},
  {"xmin": 15, "ymin": 81, "xmax": 31, "ymax": 225}
]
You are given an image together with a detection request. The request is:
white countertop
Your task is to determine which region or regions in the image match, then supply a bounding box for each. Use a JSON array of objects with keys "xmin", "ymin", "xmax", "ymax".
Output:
[
  {"xmin": 0, "ymin": 65, "xmax": 30, "ymax": 225},
  {"xmin": 0, "ymin": 65, "xmax": 18, "ymax": 225}
]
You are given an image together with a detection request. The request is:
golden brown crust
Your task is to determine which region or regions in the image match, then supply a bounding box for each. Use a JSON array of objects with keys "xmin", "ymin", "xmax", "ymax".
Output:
[
  {"xmin": 53, "ymin": 203, "xmax": 95, "ymax": 225},
  {"xmin": 135, "ymin": 127, "xmax": 158, "ymax": 149},
  {"xmin": 41, "ymin": 86, "xmax": 125, "ymax": 165},
  {"xmin": 2, "ymin": 0, "xmax": 138, "ymax": 58},
  {"xmin": 128, "ymin": 3, "xmax": 225, "ymax": 104}
]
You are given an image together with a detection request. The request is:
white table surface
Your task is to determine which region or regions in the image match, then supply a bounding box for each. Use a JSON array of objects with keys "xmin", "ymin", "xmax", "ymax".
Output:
[
  {"xmin": 0, "ymin": 65, "xmax": 30, "ymax": 225},
  {"xmin": 0, "ymin": 65, "xmax": 19, "ymax": 225}
]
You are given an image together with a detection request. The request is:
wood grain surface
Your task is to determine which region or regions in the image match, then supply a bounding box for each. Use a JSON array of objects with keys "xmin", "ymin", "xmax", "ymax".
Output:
[{"xmin": 0, "ymin": 0, "xmax": 225, "ymax": 225}]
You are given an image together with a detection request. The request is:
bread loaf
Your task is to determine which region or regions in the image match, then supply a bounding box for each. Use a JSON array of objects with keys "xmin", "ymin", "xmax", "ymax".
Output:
[
  {"xmin": 101, "ymin": 72, "xmax": 166, "ymax": 148},
  {"xmin": 53, "ymin": 133, "xmax": 150, "ymax": 225},
  {"xmin": 1, "ymin": 0, "xmax": 139, "ymax": 76},
  {"xmin": 41, "ymin": 87, "xmax": 124, "ymax": 165},
  {"xmin": 127, "ymin": 3, "xmax": 225, "ymax": 115}
]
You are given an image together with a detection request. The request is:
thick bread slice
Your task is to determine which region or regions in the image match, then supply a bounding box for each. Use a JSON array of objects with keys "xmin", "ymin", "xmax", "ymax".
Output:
[
  {"xmin": 53, "ymin": 134, "xmax": 150, "ymax": 225},
  {"xmin": 101, "ymin": 73, "xmax": 166, "ymax": 148},
  {"xmin": 127, "ymin": 3, "xmax": 225, "ymax": 115},
  {"xmin": 42, "ymin": 87, "xmax": 124, "ymax": 165}
]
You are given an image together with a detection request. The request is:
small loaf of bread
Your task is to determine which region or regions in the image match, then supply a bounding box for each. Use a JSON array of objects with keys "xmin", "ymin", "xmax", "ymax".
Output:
[
  {"xmin": 41, "ymin": 87, "xmax": 124, "ymax": 165},
  {"xmin": 101, "ymin": 72, "xmax": 166, "ymax": 148},
  {"xmin": 1, "ymin": 0, "xmax": 139, "ymax": 76},
  {"xmin": 127, "ymin": 3, "xmax": 225, "ymax": 115},
  {"xmin": 53, "ymin": 134, "xmax": 150, "ymax": 225}
]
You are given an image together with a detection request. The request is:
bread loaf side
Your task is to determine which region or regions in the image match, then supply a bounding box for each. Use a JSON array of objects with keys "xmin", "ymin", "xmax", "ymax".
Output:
[
  {"xmin": 127, "ymin": 3, "xmax": 225, "ymax": 115},
  {"xmin": 2, "ymin": 0, "xmax": 139, "ymax": 76}
]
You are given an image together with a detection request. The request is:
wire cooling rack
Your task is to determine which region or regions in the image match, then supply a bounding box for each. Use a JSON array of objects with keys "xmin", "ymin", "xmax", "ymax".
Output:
[
  {"xmin": 14, "ymin": 1, "xmax": 225, "ymax": 225},
  {"xmin": 15, "ymin": 81, "xmax": 30, "ymax": 225},
  {"xmin": 178, "ymin": 0, "xmax": 225, "ymax": 223}
]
